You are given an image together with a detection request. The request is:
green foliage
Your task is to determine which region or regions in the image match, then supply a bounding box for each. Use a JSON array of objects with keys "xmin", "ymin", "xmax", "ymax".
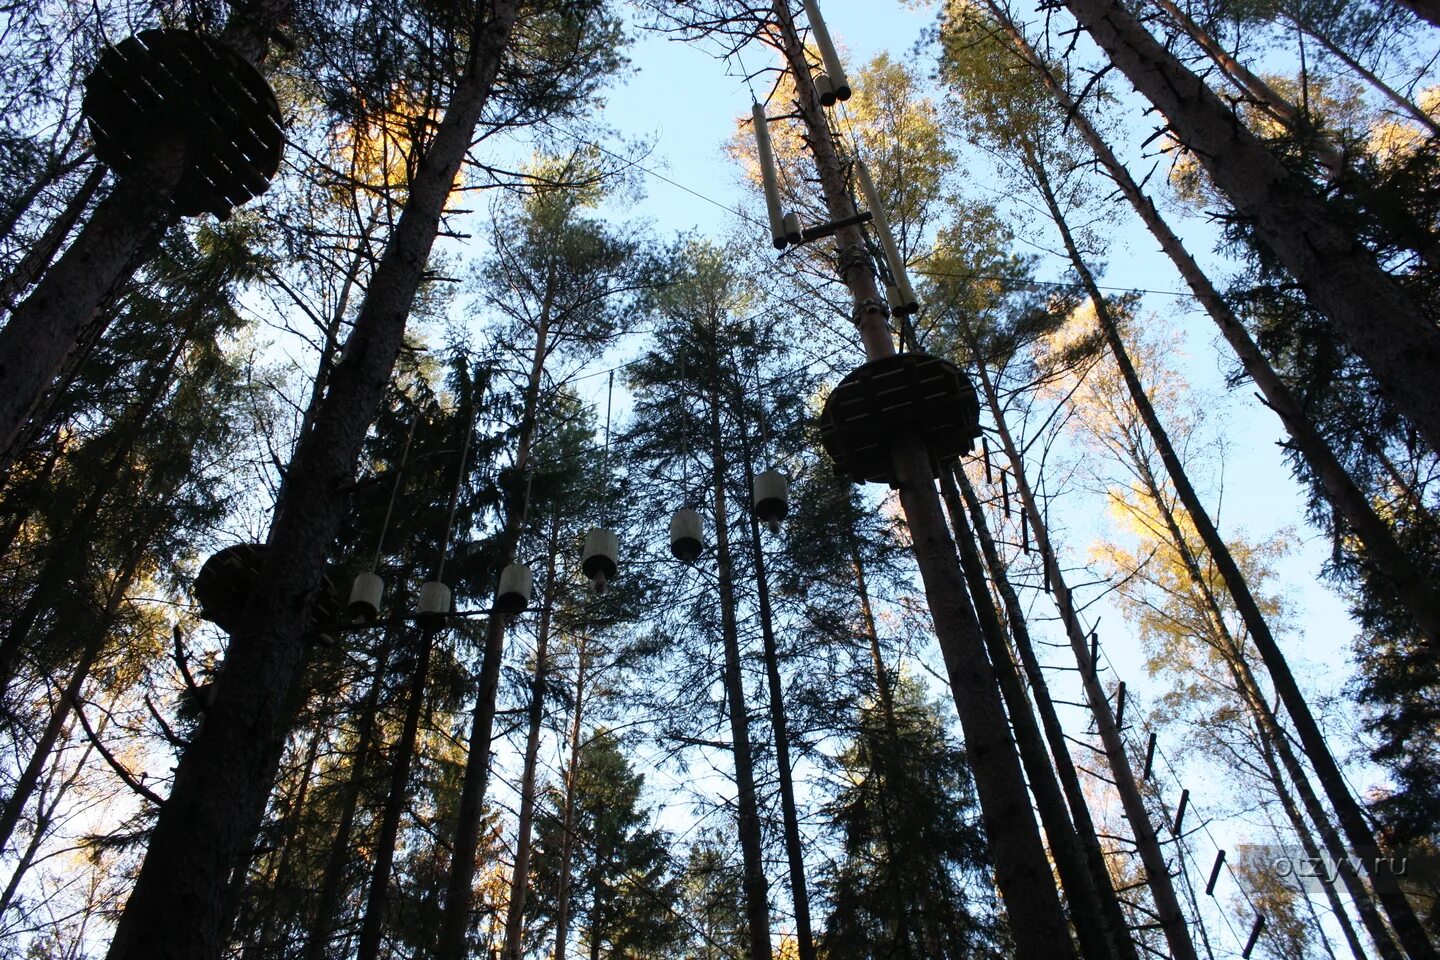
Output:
[
  {"xmin": 819, "ymin": 677, "xmax": 1005, "ymax": 959},
  {"xmin": 529, "ymin": 729, "xmax": 682, "ymax": 956}
]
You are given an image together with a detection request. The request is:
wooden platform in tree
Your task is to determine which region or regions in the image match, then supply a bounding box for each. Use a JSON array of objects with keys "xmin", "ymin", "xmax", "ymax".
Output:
[
  {"xmin": 195, "ymin": 544, "xmax": 340, "ymax": 633},
  {"xmin": 819, "ymin": 352, "xmax": 981, "ymax": 485},
  {"xmin": 83, "ymin": 28, "xmax": 283, "ymax": 219}
]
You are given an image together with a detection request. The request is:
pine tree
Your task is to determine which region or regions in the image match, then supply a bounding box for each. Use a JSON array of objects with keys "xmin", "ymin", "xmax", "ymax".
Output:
[
  {"xmin": 821, "ymin": 676, "xmax": 1004, "ymax": 959},
  {"xmin": 529, "ymin": 729, "xmax": 682, "ymax": 959}
]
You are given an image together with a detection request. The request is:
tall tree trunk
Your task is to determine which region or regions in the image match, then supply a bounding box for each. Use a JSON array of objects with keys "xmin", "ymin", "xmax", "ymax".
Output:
[
  {"xmin": 953, "ymin": 464, "xmax": 1140, "ymax": 960},
  {"xmin": 849, "ymin": 535, "xmax": 896, "ymax": 728},
  {"xmin": 0, "ymin": 0, "xmax": 292, "ymax": 470},
  {"xmin": 848, "ymin": 534, "xmax": 920, "ymax": 951},
  {"xmin": 940, "ymin": 467, "xmax": 1138, "ymax": 960},
  {"xmin": 0, "ymin": 165, "xmax": 106, "ymax": 311},
  {"xmin": 104, "ymin": 7, "xmax": 520, "ymax": 957},
  {"xmin": 305, "ymin": 637, "xmax": 395, "ymax": 960},
  {"xmin": 553, "ymin": 633, "xmax": 590, "ymax": 960},
  {"xmin": 355, "ymin": 628, "xmax": 433, "ymax": 960},
  {"xmin": 1149, "ymin": 0, "xmax": 1344, "ymax": 174},
  {"xmin": 435, "ymin": 218, "xmax": 556, "ymax": 960},
  {"xmin": 1247, "ymin": 689, "xmax": 1372, "ymax": 960},
  {"xmin": 500, "ymin": 511, "xmax": 562, "ymax": 960},
  {"xmin": 1028, "ymin": 149, "xmax": 1435, "ymax": 960},
  {"xmin": 1130, "ymin": 450, "xmax": 1401, "ymax": 960},
  {"xmin": 768, "ymin": 5, "xmax": 1076, "ymax": 951},
  {"xmin": 978, "ymin": 4, "xmax": 1440, "ymax": 647},
  {"xmin": 1059, "ymin": 0, "xmax": 1440, "ymax": 455},
  {"xmin": 706, "ymin": 371, "xmax": 774, "ymax": 960},
  {"xmin": 739, "ymin": 452, "xmax": 816, "ymax": 960},
  {"xmin": 969, "ymin": 345, "xmax": 1200, "ymax": 960}
]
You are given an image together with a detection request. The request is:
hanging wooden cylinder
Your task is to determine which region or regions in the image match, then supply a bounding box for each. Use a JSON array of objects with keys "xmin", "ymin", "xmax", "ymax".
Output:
[
  {"xmin": 495, "ymin": 563, "xmax": 533, "ymax": 614},
  {"xmin": 753, "ymin": 469, "xmax": 789, "ymax": 533},
  {"xmin": 416, "ymin": 581, "xmax": 451, "ymax": 628},
  {"xmin": 855, "ymin": 159, "xmax": 919, "ymax": 315},
  {"xmin": 347, "ymin": 571, "xmax": 384, "ymax": 624},
  {"xmin": 82, "ymin": 29, "xmax": 284, "ymax": 219},
  {"xmin": 802, "ymin": 0, "xmax": 852, "ymax": 101},
  {"xmin": 670, "ymin": 508, "xmax": 704, "ymax": 563},
  {"xmin": 814, "ymin": 72, "xmax": 838, "ymax": 107},
  {"xmin": 782, "ymin": 211, "xmax": 803, "ymax": 245},
  {"xmin": 752, "ymin": 103, "xmax": 788, "ymax": 249},
  {"xmin": 883, "ymin": 279, "xmax": 906, "ymax": 317},
  {"xmin": 582, "ymin": 528, "xmax": 619, "ymax": 593}
]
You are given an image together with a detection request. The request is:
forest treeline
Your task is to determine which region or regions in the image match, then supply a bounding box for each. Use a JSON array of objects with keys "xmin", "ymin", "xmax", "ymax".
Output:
[{"xmin": 0, "ymin": 0, "xmax": 1437, "ymax": 958}]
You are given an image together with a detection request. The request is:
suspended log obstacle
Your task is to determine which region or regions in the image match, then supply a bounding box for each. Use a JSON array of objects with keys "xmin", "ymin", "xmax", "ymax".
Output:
[
  {"xmin": 752, "ymin": 104, "xmax": 872, "ymax": 250},
  {"xmin": 819, "ymin": 353, "xmax": 982, "ymax": 485},
  {"xmin": 752, "ymin": 470, "xmax": 790, "ymax": 533},
  {"xmin": 670, "ymin": 508, "xmax": 704, "ymax": 563},
  {"xmin": 854, "ymin": 159, "xmax": 919, "ymax": 316},
  {"xmin": 82, "ymin": 29, "xmax": 283, "ymax": 219},
  {"xmin": 495, "ymin": 563, "xmax": 533, "ymax": 615},
  {"xmin": 582, "ymin": 528, "xmax": 619, "ymax": 593}
]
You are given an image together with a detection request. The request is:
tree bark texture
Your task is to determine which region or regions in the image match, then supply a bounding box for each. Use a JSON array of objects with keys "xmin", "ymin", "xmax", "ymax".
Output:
[
  {"xmin": 1060, "ymin": 0, "xmax": 1440, "ymax": 455},
  {"xmin": 707, "ymin": 375, "xmax": 775, "ymax": 960},
  {"xmin": 953, "ymin": 464, "xmax": 1141, "ymax": 960},
  {"xmin": 741, "ymin": 454, "xmax": 817, "ymax": 960},
  {"xmin": 103, "ymin": 6, "xmax": 520, "ymax": 957},
  {"xmin": 553, "ymin": 634, "xmax": 589, "ymax": 960},
  {"xmin": 940, "ymin": 467, "xmax": 1136, "ymax": 960},
  {"xmin": 500, "ymin": 513, "xmax": 562, "ymax": 960}
]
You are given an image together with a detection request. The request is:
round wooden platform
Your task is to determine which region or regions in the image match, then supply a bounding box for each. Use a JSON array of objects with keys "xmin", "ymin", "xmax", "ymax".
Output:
[
  {"xmin": 195, "ymin": 544, "xmax": 340, "ymax": 633},
  {"xmin": 83, "ymin": 29, "xmax": 283, "ymax": 219},
  {"xmin": 819, "ymin": 353, "xmax": 982, "ymax": 485}
]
